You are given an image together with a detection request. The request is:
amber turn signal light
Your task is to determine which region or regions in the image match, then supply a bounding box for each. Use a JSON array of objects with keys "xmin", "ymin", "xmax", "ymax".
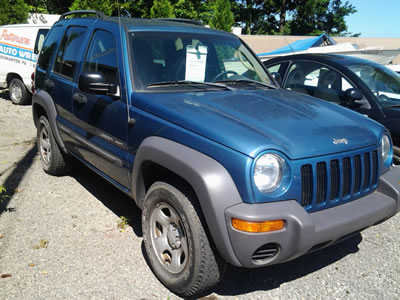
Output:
[{"xmin": 232, "ymin": 218, "xmax": 285, "ymax": 233}]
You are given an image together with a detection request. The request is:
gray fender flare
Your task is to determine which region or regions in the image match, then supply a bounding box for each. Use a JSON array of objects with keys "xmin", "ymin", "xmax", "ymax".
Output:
[
  {"xmin": 378, "ymin": 166, "xmax": 400, "ymax": 214},
  {"xmin": 132, "ymin": 136, "xmax": 243, "ymax": 266},
  {"xmin": 32, "ymin": 89, "xmax": 66, "ymax": 151}
]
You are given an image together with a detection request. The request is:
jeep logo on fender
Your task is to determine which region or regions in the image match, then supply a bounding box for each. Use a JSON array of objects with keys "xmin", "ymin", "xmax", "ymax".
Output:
[{"xmin": 333, "ymin": 138, "xmax": 348, "ymax": 145}]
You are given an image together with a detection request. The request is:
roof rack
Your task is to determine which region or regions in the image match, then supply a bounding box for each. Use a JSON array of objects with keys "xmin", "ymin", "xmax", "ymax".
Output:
[
  {"xmin": 60, "ymin": 10, "xmax": 105, "ymax": 20},
  {"xmin": 158, "ymin": 18, "xmax": 204, "ymax": 26}
]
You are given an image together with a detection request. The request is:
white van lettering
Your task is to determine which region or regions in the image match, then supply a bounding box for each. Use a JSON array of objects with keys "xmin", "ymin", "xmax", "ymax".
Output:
[
  {"xmin": 0, "ymin": 43, "xmax": 35, "ymax": 62},
  {"xmin": 19, "ymin": 50, "xmax": 31, "ymax": 60},
  {"xmin": 0, "ymin": 29, "xmax": 31, "ymax": 46}
]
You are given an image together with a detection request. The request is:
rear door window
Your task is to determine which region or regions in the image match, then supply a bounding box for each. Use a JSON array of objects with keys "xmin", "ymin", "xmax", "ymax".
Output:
[
  {"xmin": 285, "ymin": 61, "xmax": 357, "ymax": 104},
  {"xmin": 37, "ymin": 26, "xmax": 62, "ymax": 70},
  {"xmin": 54, "ymin": 26, "xmax": 87, "ymax": 79}
]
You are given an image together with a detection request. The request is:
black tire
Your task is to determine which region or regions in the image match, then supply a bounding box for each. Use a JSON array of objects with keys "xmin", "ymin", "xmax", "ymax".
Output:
[
  {"xmin": 37, "ymin": 116, "xmax": 70, "ymax": 175},
  {"xmin": 394, "ymin": 146, "xmax": 400, "ymax": 165},
  {"xmin": 9, "ymin": 78, "xmax": 31, "ymax": 105},
  {"xmin": 142, "ymin": 182, "xmax": 225, "ymax": 297}
]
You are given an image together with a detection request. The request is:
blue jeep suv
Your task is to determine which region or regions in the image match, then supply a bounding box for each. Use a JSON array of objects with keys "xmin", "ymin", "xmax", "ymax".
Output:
[{"xmin": 32, "ymin": 11, "xmax": 400, "ymax": 297}]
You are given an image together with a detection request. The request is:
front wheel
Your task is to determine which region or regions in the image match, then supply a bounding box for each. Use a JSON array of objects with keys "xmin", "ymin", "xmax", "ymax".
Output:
[
  {"xmin": 9, "ymin": 78, "xmax": 31, "ymax": 105},
  {"xmin": 142, "ymin": 182, "xmax": 225, "ymax": 297}
]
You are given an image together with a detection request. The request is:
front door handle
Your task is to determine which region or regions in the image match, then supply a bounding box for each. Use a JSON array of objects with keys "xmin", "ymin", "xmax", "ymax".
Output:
[{"xmin": 73, "ymin": 93, "xmax": 87, "ymax": 105}]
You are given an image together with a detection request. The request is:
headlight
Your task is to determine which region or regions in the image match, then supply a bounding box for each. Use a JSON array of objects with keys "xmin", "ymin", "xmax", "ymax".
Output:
[
  {"xmin": 254, "ymin": 154, "xmax": 285, "ymax": 192},
  {"xmin": 381, "ymin": 134, "xmax": 392, "ymax": 166}
]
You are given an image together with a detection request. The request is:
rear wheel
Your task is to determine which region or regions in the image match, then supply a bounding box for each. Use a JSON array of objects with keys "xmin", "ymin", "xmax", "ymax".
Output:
[
  {"xmin": 9, "ymin": 78, "xmax": 31, "ymax": 105},
  {"xmin": 37, "ymin": 116, "xmax": 70, "ymax": 175},
  {"xmin": 142, "ymin": 182, "xmax": 225, "ymax": 297}
]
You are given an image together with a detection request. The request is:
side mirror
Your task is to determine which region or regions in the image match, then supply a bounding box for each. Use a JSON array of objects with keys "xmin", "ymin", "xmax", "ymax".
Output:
[
  {"xmin": 344, "ymin": 88, "xmax": 363, "ymax": 108},
  {"xmin": 345, "ymin": 88, "xmax": 363, "ymax": 100},
  {"xmin": 79, "ymin": 72, "xmax": 119, "ymax": 96},
  {"xmin": 271, "ymin": 72, "xmax": 281, "ymax": 87}
]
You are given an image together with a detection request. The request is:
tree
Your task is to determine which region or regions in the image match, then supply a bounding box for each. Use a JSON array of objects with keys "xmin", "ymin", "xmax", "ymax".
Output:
[
  {"xmin": 150, "ymin": 0, "xmax": 174, "ymax": 18},
  {"xmin": 117, "ymin": 0, "xmax": 154, "ymax": 18},
  {"xmin": 173, "ymin": 0, "xmax": 197, "ymax": 19},
  {"xmin": 289, "ymin": 0, "xmax": 357, "ymax": 36},
  {"xmin": 46, "ymin": 0, "xmax": 75, "ymax": 14},
  {"xmin": 69, "ymin": 0, "xmax": 113, "ymax": 16},
  {"xmin": 262, "ymin": 0, "xmax": 303, "ymax": 34},
  {"xmin": 0, "ymin": 0, "xmax": 29, "ymax": 24},
  {"xmin": 234, "ymin": 0, "xmax": 356, "ymax": 36},
  {"xmin": 233, "ymin": 0, "xmax": 265, "ymax": 34},
  {"xmin": 25, "ymin": 0, "xmax": 47, "ymax": 13},
  {"xmin": 322, "ymin": 0, "xmax": 358, "ymax": 36},
  {"xmin": 209, "ymin": 0, "xmax": 234, "ymax": 32}
]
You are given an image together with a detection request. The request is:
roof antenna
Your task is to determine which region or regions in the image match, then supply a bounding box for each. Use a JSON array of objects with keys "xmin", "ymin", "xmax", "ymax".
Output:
[{"xmin": 115, "ymin": 0, "xmax": 135, "ymax": 126}]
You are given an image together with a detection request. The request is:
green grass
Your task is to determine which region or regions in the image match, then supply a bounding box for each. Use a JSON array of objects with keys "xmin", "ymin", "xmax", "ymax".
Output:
[
  {"xmin": 117, "ymin": 216, "xmax": 129, "ymax": 232},
  {"xmin": 33, "ymin": 239, "xmax": 49, "ymax": 249},
  {"xmin": 0, "ymin": 185, "xmax": 10, "ymax": 203}
]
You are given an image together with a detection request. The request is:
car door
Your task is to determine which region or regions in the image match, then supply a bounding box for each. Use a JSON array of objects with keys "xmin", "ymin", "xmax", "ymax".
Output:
[
  {"xmin": 48, "ymin": 25, "xmax": 88, "ymax": 129},
  {"xmin": 282, "ymin": 61, "xmax": 372, "ymax": 109},
  {"xmin": 71, "ymin": 27, "xmax": 130, "ymax": 189}
]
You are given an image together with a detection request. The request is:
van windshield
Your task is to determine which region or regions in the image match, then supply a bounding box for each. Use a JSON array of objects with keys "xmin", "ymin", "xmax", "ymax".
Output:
[{"xmin": 130, "ymin": 31, "xmax": 273, "ymax": 90}]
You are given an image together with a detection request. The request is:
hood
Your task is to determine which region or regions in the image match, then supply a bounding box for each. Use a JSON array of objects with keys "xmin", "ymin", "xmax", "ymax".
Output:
[{"xmin": 133, "ymin": 88, "xmax": 383, "ymax": 159}]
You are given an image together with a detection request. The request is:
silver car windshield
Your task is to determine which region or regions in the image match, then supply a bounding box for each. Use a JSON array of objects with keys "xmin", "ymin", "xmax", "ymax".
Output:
[
  {"xmin": 348, "ymin": 63, "xmax": 400, "ymax": 108},
  {"xmin": 130, "ymin": 31, "xmax": 273, "ymax": 90}
]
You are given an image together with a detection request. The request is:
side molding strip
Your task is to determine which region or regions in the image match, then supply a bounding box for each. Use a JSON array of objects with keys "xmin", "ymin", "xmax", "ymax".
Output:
[{"xmin": 58, "ymin": 123, "xmax": 123, "ymax": 167}]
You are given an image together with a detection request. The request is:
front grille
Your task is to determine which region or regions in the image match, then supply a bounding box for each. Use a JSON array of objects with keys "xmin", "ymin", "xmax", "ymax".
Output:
[
  {"xmin": 342, "ymin": 157, "xmax": 351, "ymax": 197},
  {"xmin": 330, "ymin": 160, "xmax": 340, "ymax": 200},
  {"xmin": 353, "ymin": 155, "xmax": 361, "ymax": 193},
  {"xmin": 300, "ymin": 150, "xmax": 378, "ymax": 209},
  {"xmin": 363, "ymin": 153, "xmax": 371, "ymax": 190},
  {"xmin": 301, "ymin": 164, "xmax": 313, "ymax": 206},
  {"xmin": 316, "ymin": 162, "xmax": 327, "ymax": 204}
]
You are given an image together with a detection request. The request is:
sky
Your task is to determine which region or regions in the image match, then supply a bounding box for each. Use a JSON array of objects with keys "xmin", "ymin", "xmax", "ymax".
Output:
[{"xmin": 345, "ymin": 0, "xmax": 400, "ymax": 37}]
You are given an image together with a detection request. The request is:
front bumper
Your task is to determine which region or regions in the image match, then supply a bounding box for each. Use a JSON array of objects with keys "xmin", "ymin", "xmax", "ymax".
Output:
[{"xmin": 225, "ymin": 166, "xmax": 400, "ymax": 268}]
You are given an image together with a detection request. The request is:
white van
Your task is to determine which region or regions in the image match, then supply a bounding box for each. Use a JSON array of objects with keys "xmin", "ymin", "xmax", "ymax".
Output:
[{"xmin": 0, "ymin": 24, "xmax": 52, "ymax": 104}]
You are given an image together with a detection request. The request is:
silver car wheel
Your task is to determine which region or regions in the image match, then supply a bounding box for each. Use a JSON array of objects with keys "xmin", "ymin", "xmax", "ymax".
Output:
[
  {"xmin": 149, "ymin": 202, "xmax": 188, "ymax": 274},
  {"xmin": 39, "ymin": 126, "xmax": 52, "ymax": 165},
  {"xmin": 10, "ymin": 81, "xmax": 22, "ymax": 102}
]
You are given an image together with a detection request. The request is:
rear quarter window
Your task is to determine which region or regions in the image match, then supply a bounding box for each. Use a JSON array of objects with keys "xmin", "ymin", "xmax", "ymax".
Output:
[
  {"xmin": 267, "ymin": 64, "xmax": 281, "ymax": 73},
  {"xmin": 37, "ymin": 26, "xmax": 62, "ymax": 70}
]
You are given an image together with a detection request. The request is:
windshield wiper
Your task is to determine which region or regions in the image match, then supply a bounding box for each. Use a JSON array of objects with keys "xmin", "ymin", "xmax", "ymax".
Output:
[
  {"xmin": 147, "ymin": 80, "xmax": 233, "ymax": 90},
  {"xmin": 214, "ymin": 78, "xmax": 276, "ymax": 89}
]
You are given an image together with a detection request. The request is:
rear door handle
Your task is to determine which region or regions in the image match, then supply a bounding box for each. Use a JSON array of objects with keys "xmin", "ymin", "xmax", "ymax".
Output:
[{"xmin": 73, "ymin": 93, "xmax": 87, "ymax": 105}]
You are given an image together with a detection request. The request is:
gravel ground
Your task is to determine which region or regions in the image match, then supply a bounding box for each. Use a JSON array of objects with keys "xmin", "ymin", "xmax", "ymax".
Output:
[{"xmin": 0, "ymin": 92, "xmax": 399, "ymax": 300}]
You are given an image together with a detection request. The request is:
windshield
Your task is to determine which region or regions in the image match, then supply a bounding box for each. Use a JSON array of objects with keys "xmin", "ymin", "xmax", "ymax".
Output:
[
  {"xmin": 348, "ymin": 63, "xmax": 400, "ymax": 108},
  {"xmin": 130, "ymin": 31, "xmax": 273, "ymax": 90}
]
